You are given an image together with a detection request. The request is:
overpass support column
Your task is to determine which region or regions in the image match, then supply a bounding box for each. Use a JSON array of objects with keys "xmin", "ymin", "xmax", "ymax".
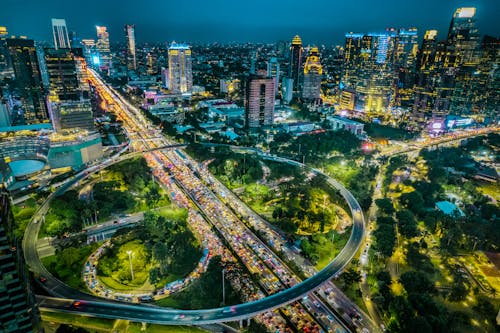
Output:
[
  {"xmin": 239, "ymin": 319, "xmax": 243, "ymax": 328},
  {"xmin": 247, "ymin": 318, "xmax": 251, "ymax": 326}
]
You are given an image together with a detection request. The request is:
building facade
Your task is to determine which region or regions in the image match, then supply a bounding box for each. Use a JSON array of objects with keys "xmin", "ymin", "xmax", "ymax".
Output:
[
  {"xmin": 289, "ymin": 35, "xmax": 303, "ymax": 94},
  {"xmin": 0, "ymin": 193, "xmax": 35, "ymax": 333},
  {"xmin": 168, "ymin": 43, "xmax": 192, "ymax": 94},
  {"xmin": 96, "ymin": 26, "xmax": 110, "ymax": 70},
  {"xmin": 124, "ymin": 24, "xmax": 136, "ymax": 71},
  {"xmin": 6, "ymin": 38, "xmax": 49, "ymax": 126},
  {"xmin": 51, "ymin": 18, "xmax": 71, "ymax": 50},
  {"xmin": 302, "ymin": 47, "xmax": 323, "ymax": 101},
  {"xmin": 245, "ymin": 75, "xmax": 275, "ymax": 129}
]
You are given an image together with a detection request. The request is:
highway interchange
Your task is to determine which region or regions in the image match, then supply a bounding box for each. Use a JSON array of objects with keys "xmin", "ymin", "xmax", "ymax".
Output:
[
  {"xmin": 22, "ymin": 69, "xmax": 375, "ymax": 333},
  {"xmin": 25, "ymin": 68, "xmax": 499, "ymax": 332}
]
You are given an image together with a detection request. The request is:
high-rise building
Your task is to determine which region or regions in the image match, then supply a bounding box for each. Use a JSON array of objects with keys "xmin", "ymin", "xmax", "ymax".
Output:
[
  {"xmin": 245, "ymin": 74, "xmax": 275, "ymax": 129},
  {"xmin": 302, "ymin": 47, "xmax": 323, "ymax": 101},
  {"xmin": 81, "ymin": 39, "xmax": 98, "ymax": 67},
  {"xmin": 96, "ymin": 26, "xmax": 110, "ymax": 70},
  {"xmin": 45, "ymin": 48, "xmax": 89, "ymax": 102},
  {"xmin": 289, "ymin": 35, "xmax": 303, "ymax": 94},
  {"xmin": 6, "ymin": 38, "xmax": 49, "ymax": 125},
  {"xmin": 267, "ymin": 57, "xmax": 280, "ymax": 95},
  {"xmin": 417, "ymin": 30, "xmax": 438, "ymax": 71},
  {"xmin": 0, "ymin": 193, "xmax": 36, "ymax": 332},
  {"xmin": 0, "ymin": 26, "xmax": 13, "ymax": 79},
  {"xmin": 45, "ymin": 48, "xmax": 94, "ymax": 131},
  {"xmin": 447, "ymin": 7, "xmax": 480, "ymax": 66},
  {"xmin": 446, "ymin": 7, "xmax": 482, "ymax": 115},
  {"xmin": 146, "ymin": 52, "xmax": 157, "ymax": 76},
  {"xmin": 168, "ymin": 43, "xmax": 192, "ymax": 94},
  {"xmin": 51, "ymin": 18, "xmax": 71, "ymax": 49},
  {"xmin": 124, "ymin": 24, "xmax": 136, "ymax": 71},
  {"xmin": 281, "ymin": 77, "xmax": 294, "ymax": 104}
]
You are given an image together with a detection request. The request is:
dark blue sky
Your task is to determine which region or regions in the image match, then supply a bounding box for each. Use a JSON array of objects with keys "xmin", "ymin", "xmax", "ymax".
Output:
[{"xmin": 2, "ymin": 0, "xmax": 499, "ymax": 45}]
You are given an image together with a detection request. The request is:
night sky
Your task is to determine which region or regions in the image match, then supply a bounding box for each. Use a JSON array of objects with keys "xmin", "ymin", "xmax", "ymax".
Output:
[{"xmin": 1, "ymin": 0, "xmax": 499, "ymax": 45}]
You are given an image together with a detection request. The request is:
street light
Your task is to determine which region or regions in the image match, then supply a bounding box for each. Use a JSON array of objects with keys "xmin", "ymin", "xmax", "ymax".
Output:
[
  {"xmin": 126, "ymin": 250, "xmax": 134, "ymax": 280},
  {"xmin": 222, "ymin": 269, "xmax": 226, "ymax": 306}
]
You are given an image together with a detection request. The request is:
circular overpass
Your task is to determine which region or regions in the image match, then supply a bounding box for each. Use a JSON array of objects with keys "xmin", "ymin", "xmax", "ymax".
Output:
[{"xmin": 25, "ymin": 149, "xmax": 366, "ymax": 325}]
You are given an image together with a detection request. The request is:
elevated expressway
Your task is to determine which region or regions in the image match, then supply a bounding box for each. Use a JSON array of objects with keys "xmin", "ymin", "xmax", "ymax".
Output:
[{"xmin": 24, "ymin": 70, "xmax": 368, "ymax": 327}]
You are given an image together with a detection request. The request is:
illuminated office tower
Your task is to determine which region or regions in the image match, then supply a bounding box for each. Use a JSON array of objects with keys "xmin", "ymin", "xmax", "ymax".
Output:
[
  {"xmin": 342, "ymin": 33, "xmax": 363, "ymax": 88},
  {"xmin": 0, "ymin": 193, "xmax": 37, "ymax": 333},
  {"xmin": 302, "ymin": 47, "xmax": 322, "ymax": 101},
  {"xmin": 393, "ymin": 28, "xmax": 418, "ymax": 108},
  {"xmin": 0, "ymin": 26, "xmax": 12, "ymax": 79},
  {"xmin": 45, "ymin": 48, "xmax": 94, "ymax": 131},
  {"xmin": 245, "ymin": 75, "xmax": 275, "ymax": 129},
  {"xmin": 447, "ymin": 7, "xmax": 480, "ymax": 66},
  {"xmin": 6, "ymin": 38, "xmax": 48, "ymax": 125},
  {"xmin": 81, "ymin": 39, "xmax": 98, "ymax": 66},
  {"xmin": 146, "ymin": 52, "xmax": 157, "ymax": 75},
  {"xmin": 289, "ymin": 35, "xmax": 303, "ymax": 94},
  {"xmin": 394, "ymin": 28, "xmax": 418, "ymax": 69},
  {"xmin": 51, "ymin": 18, "xmax": 71, "ymax": 49},
  {"xmin": 96, "ymin": 26, "xmax": 110, "ymax": 69},
  {"xmin": 124, "ymin": 24, "xmax": 136, "ymax": 71},
  {"xmin": 168, "ymin": 43, "xmax": 192, "ymax": 94},
  {"xmin": 447, "ymin": 7, "xmax": 482, "ymax": 114},
  {"xmin": 416, "ymin": 30, "xmax": 438, "ymax": 71},
  {"xmin": 267, "ymin": 57, "xmax": 280, "ymax": 95},
  {"xmin": 478, "ymin": 36, "xmax": 500, "ymax": 115}
]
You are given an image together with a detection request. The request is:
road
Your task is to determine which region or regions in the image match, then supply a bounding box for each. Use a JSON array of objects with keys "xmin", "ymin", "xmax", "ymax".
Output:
[{"xmin": 23, "ymin": 69, "xmax": 370, "ymax": 329}]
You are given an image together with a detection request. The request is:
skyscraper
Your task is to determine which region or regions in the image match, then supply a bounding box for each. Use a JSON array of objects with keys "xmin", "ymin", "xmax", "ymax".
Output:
[
  {"xmin": 447, "ymin": 7, "xmax": 482, "ymax": 115},
  {"xmin": 168, "ymin": 43, "xmax": 192, "ymax": 94},
  {"xmin": 302, "ymin": 47, "xmax": 323, "ymax": 101},
  {"xmin": 289, "ymin": 35, "xmax": 303, "ymax": 94},
  {"xmin": 51, "ymin": 18, "xmax": 71, "ymax": 49},
  {"xmin": 417, "ymin": 30, "xmax": 438, "ymax": 71},
  {"xmin": 267, "ymin": 57, "xmax": 280, "ymax": 95},
  {"xmin": 6, "ymin": 38, "xmax": 49, "ymax": 125},
  {"xmin": 45, "ymin": 48, "xmax": 94, "ymax": 131},
  {"xmin": 245, "ymin": 74, "xmax": 275, "ymax": 129},
  {"xmin": 124, "ymin": 24, "xmax": 136, "ymax": 71},
  {"xmin": 447, "ymin": 7, "xmax": 480, "ymax": 66},
  {"xmin": 146, "ymin": 52, "xmax": 157, "ymax": 76},
  {"xmin": 96, "ymin": 26, "xmax": 110, "ymax": 70},
  {"xmin": 0, "ymin": 193, "xmax": 36, "ymax": 333}
]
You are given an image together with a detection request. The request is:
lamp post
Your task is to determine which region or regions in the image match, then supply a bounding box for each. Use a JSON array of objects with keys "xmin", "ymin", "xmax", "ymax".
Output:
[
  {"xmin": 126, "ymin": 250, "xmax": 134, "ymax": 280},
  {"xmin": 222, "ymin": 269, "xmax": 226, "ymax": 305}
]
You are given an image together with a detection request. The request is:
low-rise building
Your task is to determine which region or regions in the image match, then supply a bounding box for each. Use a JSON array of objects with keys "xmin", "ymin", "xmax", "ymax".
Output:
[{"xmin": 326, "ymin": 115, "xmax": 365, "ymax": 137}]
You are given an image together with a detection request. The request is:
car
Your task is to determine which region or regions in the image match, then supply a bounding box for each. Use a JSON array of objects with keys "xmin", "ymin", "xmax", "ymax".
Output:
[
  {"xmin": 38, "ymin": 276, "xmax": 47, "ymax": 283},
  {"xmin": 71, "ymin": 301, "xmax": 83, "ymax": 309}
]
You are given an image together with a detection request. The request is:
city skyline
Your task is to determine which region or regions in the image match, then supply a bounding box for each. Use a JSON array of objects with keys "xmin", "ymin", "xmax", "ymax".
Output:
[{"xmin": 2, "ymin": 0, "xmax": 499, "ymax": 44}]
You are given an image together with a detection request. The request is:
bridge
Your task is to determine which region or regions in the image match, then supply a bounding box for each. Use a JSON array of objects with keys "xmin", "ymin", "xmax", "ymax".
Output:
[{"xmin": 23, "ymin": 145, "xmax": 366, "ymax": 327}]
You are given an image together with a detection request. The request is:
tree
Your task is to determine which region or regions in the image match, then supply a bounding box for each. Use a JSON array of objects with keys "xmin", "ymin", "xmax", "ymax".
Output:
[
  {"xmin": 400, "ymin": 271, "xmax": 436, "ymax": 295},
  {"xmin": 341, "ymin": 267, "xmax": 362, "ymax": 287},
  {"xmin": 373, "ymin": 223, "xmax": 396, "ymax": 258},
  {"xmin": 396, "ymin": 209, "xmax": 418, "ymax": 238},
  {"xmin": 376, "ymin": 198, "xmax": 395, "ymax": 216},
  {"xmin": 399, "ymin": 190, "xmax": 425, "ymax": 215}
]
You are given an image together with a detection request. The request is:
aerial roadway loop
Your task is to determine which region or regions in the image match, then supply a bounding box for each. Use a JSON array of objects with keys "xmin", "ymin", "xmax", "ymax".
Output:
[
  {"xmin": 28, "ymin": 147, "xmax": 366, "ymax": 325},
  {"xmin": 25, "ymin": 69, "xmax": 366, "ymax": 326}
]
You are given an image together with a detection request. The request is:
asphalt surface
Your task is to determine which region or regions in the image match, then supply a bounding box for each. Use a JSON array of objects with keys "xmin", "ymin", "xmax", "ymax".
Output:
[{"xmin": 24, "ymin": 150, "xmax": 366, "ymax": 325}]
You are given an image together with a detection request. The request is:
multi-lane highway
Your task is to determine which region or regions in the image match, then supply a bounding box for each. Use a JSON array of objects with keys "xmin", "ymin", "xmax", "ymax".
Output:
[{"xmin": 26, "ymin": 69, "xmax": 369, "ymax": 328}]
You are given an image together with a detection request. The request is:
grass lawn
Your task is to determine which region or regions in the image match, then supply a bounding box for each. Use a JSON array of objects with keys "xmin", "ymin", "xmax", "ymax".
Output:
[
  {"xmin": 98, "ymin": 239, "xmax": 153, "ymax": 291},
  {"xmin": 41, "ymin": 311, "xmax": 114, "ymax": 331},
  {"xmin": 314, "ymin": 230, "xmax": 351, "ymax": 270},
  {"xmin": 42, "ymin": 243, "xmax": 100, "ymax": 290},
  {"xmin": 477, "ymin": 182, "xmax": 500, "ymax": 202},
  {"xmin": 324, "ymin": 161, "xmax": 359, "ymax": 185}
]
